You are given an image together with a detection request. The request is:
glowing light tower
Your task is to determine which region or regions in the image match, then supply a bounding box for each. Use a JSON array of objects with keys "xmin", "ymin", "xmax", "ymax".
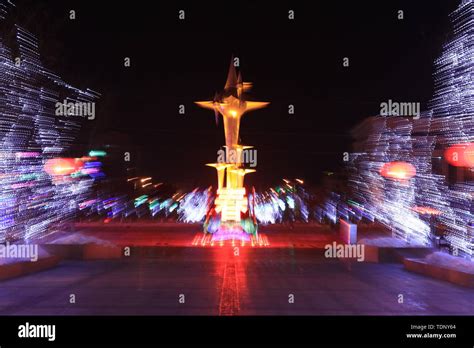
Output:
[{"xmin": 196, "ymin": 59, "xmax": 269, "ymax": 241}]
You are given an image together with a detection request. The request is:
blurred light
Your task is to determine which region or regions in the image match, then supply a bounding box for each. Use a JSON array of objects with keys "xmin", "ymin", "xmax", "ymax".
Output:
[
  {"xmin": 380, "ymin": 161, "xmax": 416, "ymax": 181},
  {"xmin": 44, "ymin": 158, "xmax": 83, "ymax": 176},
  {"xmin": 444, "ymin": 143, "xmax": 474, "ymax": 167},
  {"xmin": 88, "ymin": 150, "xmax": 107, "ymax": 157}
]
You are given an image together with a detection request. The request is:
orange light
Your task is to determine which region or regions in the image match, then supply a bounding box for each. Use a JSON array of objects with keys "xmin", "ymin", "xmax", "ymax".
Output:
[
  {"xmin": 380, "ymin": 161, "xmax": 416, "ymax": 181},
  {"xmin": 412, "ymin": 206, "xmax": 442, "ymax": 215},
  {"xmin": 44, "ymin": 158, "xmax": 83, "ymax": 176}
]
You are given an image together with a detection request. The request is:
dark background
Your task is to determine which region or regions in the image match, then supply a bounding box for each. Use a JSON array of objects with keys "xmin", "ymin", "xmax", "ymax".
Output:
[{"xmin": 11, "ymin": 0, "xmax": 458, "ymax": 188}]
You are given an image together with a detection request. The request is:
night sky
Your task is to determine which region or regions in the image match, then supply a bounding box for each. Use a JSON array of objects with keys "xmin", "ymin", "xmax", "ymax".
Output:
[{"xmin": 12, "ymin": 0, "xmax": 458, "ymax": 188}]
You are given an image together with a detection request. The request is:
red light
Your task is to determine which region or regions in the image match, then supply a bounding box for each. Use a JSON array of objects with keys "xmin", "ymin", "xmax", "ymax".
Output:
[
  {"xmin": 44, "ymin": 158, "xmax": 83, "ymax": 176},
  {"xmin": 444, "ymin": 143, "xmax": 474, "ymax": 167},
  {"xmin": 380, "ymin": 161, "xmax": 416, "ymax": 181},
  {"xmin": 191, "ymin": 232, "xmax": 269, "ymax": 248}
]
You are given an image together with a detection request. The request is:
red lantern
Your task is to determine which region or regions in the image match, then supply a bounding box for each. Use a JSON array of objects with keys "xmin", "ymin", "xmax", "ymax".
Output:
[
  {"xmin": 444, "ymin": 143, "xmax": 474, "ymax": 168},
  {"xmin": 380, "ymin": 161, "xmax": 416, "ymax": 181},
  {"xmin": 463, "ymin": 143, "xmax": 474, "ymax": 167},
  {"xmin": 44, "ymin": 158, "xmax": 83, "ymax": 176}
]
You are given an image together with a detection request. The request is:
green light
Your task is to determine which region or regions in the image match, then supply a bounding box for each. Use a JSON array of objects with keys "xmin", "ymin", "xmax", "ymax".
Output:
[
  {"xmin": 348, "ymin": 199, "xmax": 361, "ymax": 207},
  {"xmin": 134, "ymin": 195, "xmax": 148, "ymax": 207},
  {"xmin": 20, "ymin": 173, "xmax": 39, "ymax": 181},
  {"xmin": 149, "ymin": 199, "xmax": 159, "ymax": 209},
  {"xmin": 70, "ymin": 171, "xmax": 85, "ymax": 178},
  {"xmin": 89, "ymin": 150, "xmax": 107, "ymax": 157}
]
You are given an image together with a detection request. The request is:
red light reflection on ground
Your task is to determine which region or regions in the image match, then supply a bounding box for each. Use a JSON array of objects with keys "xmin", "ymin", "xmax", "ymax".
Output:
[
  {"xmin": 191, "ymin": 232, "xmax": 270, "ymax": 247},
  {"xmin": 207, "ymin": 240, "xmax": 250, "ymax": 316}
]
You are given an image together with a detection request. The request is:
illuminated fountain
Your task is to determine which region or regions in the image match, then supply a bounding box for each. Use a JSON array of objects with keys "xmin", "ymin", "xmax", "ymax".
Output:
[{"xmin": 196, "ymin": 59, "xmax": 269, "ymax": 242}]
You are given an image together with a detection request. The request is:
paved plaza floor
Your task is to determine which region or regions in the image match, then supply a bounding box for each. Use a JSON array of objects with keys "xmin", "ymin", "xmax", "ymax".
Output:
[{"xmin": 0, "ymin": 224, "xmax": 472, "ymax": 315}]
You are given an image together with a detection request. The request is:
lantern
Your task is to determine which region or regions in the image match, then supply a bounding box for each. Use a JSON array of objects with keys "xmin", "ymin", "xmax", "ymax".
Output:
[
  {"xmin": 380, "ymin": 161, "xmax": 416, "ymax": 181},
  {"xmin": 444, "ymin": 143, "xmax": 474, "ymax": 167}
]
